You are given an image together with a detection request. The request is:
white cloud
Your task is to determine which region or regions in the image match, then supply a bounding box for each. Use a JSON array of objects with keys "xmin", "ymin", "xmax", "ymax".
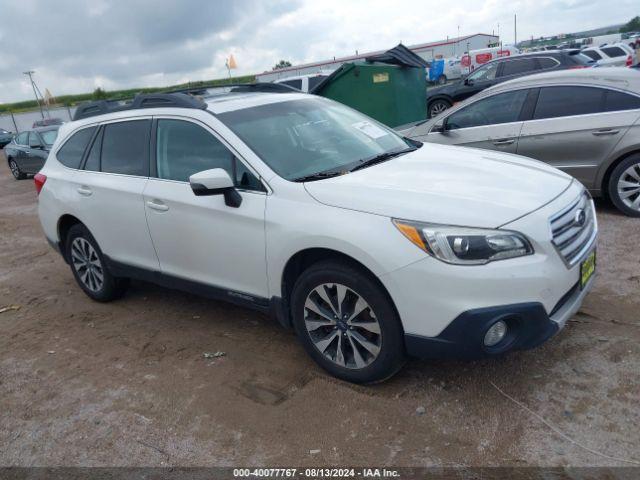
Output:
[{"xmin": 0, "ymin": 0, "xmax": 637, "ymax": 103}]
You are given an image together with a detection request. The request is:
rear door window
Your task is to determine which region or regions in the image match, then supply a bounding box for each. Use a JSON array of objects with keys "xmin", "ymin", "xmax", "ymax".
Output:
[
  {"xmin": 538, "ymin": 57, "xmax": 559, "ymax": 69},
  {"xmin": 601, "ymin": 46, "xmax": 626, "ymax": 58},
  {"xmin": 499, "ymin": 58, "xmax": 538, "ymax": 77},
  {"xmin": 28, "ymin": 132, "xmax": 43, "ymax": 148},
  {"xmin": 446, "ymin": 90, "xmax": 529, "ymax": 130},
  {"xmin": 101, "ymin": 120, "xmax": 150, "ymax": 176},
  {"xmin": 533, "ymin": 86, "xmax": 604, "ymax": 119},
  {"xmin": 56, "ymin": 126, "xmax": 96, "ymax": 169}
]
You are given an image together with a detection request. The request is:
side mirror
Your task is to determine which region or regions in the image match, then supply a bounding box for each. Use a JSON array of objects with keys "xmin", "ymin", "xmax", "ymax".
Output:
[
  {"xmin": 189, "ymin": 168, "xmax": 242, "ymax": 208},
  {"xmin": 464, "ymin": 78, "xmax": 473, "ymax": 86},
  {"xmin": 431, "ymin": 119, "xmax": 448, "ymax": 134}
]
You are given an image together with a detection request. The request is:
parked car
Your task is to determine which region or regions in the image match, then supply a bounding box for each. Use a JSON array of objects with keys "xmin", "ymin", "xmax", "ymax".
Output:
[
  {"xmin": 36, "ymin": 87, "xmax": 596, "ymax": 383},
  {"xmin": 582, "ymin": 43, "xmax": 635, "ymax": 67},
  {"xmin": 32, "ymin": 117, "xmax": 64, "ymax": 128},
  {"xmin": 274, "ymin": 71, "xmax": 334, "ymax": 92},
  {"xmin": 426, "ymin": 50, "xmax": 595, "ymax": 118},
  {"xmin": 404, "ymin": 68, "xmax": 640, "ymax": 216},
  {"xmin": 0, "ymin": 128, "xmax": 14, "ymax": 147},
  {"xmin": 5, "ymin": 126, "xmax": 59, "ymax": 179}
]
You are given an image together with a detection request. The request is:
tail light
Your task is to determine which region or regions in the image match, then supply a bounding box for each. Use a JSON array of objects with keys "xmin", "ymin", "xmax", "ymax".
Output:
[
  {"xmin": 626, "ymin": 55, "xmax": 633, "ymax": 67},
  {"xmin": 34, "ymin": 173, "xmax": 47, "ymax": 195}
]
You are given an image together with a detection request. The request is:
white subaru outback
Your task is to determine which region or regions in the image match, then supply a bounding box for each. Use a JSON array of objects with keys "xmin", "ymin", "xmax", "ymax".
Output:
[{"xmin": 35, "ymin": 85, "xmax": 597, "ymax": 383}]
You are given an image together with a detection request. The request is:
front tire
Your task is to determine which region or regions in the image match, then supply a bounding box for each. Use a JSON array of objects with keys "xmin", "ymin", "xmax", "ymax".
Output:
[
  {"xmin": 65, "ymin": 224, "xmax": 129, "ymax": 302},
  {"xmin": 290, "ymin": 261, "xmax": 405, "ymax": 384},
  {"xmin": 608, "ymin": 154, "xmax": 640, "ymax": 217},
  {"xmin": 8, "ymin": 158, "xmax": 26, "ymax": 180}
]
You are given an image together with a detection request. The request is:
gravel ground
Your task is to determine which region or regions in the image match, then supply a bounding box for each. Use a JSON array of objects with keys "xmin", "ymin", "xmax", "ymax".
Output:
[{"xmin": 0, "ymin": 152, "xmax": 639, "ymax": 467}]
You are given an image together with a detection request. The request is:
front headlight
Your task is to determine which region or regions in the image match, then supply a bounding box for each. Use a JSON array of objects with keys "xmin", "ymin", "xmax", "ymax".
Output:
[{"xmin": 392, "ymin": 219, "xmax": 533, "ymax": 265}]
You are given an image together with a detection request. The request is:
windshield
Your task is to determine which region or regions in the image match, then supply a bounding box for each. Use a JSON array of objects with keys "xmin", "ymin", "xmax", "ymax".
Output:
[
  {"xmin": 40, "ymin": 129, "xmax": 59, "ymax": 146},
  {"xmin": 218, "ymin": 97, "xmax": 410, "ymax": 180}
]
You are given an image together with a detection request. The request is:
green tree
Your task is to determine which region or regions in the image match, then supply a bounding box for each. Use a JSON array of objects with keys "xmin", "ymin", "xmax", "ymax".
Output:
[
  {"xmin": 273, "ymin": 60, "xmax": 292, "ymax": 70},
  {"xmin": 620, "ymin": 16, "xmax": 640, "ymax": 33},
  {"xmin": 92, "ymin": 87, "xmax": 108, "ymax": 100}
]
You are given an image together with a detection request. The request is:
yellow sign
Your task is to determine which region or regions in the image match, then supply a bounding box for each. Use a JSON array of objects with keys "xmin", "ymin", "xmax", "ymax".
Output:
[
  {"xmin": 580, "ymin": 250, "xmax": 596, "ymax": 289},
  {"xmin": 372, "ymin": 72, "xmax": 389, "ymax": 83}
]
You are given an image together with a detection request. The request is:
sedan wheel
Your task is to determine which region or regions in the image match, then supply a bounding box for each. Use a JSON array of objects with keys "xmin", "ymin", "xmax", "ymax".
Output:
[
  {"xmin": 9, "ymin": 159, "xmax": 26, "ymax": 180},
  {"xmin": 304, "ymin": 283, "xmax": 382, "ymax": 369},
  {"xmin": 609, "ymin": 155, "xmax": 640, "ymax": 217},
  {"xmin": 429, "ymin": 100, "xmax": 450, "ymax": 118},
  {"xmin": 617, "ymin": 164, "xmax": 640, "ymax": 211}
]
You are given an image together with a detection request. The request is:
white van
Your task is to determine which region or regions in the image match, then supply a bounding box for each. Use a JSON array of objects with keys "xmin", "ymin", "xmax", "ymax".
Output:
[{"xmin": 460, "ymin": 46, "xmax": 520, "ymax": 74}]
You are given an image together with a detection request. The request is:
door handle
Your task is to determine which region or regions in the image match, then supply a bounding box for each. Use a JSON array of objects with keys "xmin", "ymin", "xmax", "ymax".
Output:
[
  {"xmin": 77, "ymin": 186, "xmax": 92, "ymax": 196},
  {"xmin": 146, "ymin": 200, "xmax": 169, "ymax": 212},
  {"xmin": 492, "ymin": 138, "xmax": 515, "ymax": 146},
  {"xmin": 592, "ymin": 129, "xmax": 620, "ymax": 136},
  {"xmin": 24, "ymin": 150, "xmax": 30, "ymax": 155}
]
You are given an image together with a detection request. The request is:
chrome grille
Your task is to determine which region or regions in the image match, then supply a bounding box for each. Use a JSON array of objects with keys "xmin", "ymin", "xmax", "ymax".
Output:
[{"xmin": 550, "ymin": 192, "xmax": 597, "ymax": 267}]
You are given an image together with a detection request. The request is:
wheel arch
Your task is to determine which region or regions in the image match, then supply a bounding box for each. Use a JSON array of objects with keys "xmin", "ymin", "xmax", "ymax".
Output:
[
  {"xmin": 277, "ymin": 247, "xmax": 401, "ymax": 329},
  {"xmin": 57, "ymin": 214, "xmax": 85, "ymax": 262}
]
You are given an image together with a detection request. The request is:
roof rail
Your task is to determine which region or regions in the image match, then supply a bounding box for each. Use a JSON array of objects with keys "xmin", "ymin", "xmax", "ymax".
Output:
[
  {"xmin": 167, "ymin": 82, "xmax": 299, "ymax": 96},
  {"xmin": 72, "ymin": 92, "xmax": 207, "ymax": 121}
]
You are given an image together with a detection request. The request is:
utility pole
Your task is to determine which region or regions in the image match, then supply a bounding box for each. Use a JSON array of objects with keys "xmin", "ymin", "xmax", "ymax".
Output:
[
  {"xmin": 23, "ymin": 71, "xmax": 45, "ymax": 119},
  {"xmin": 514, "ymin": 14, "xmax": 517, "ymax": 46}
]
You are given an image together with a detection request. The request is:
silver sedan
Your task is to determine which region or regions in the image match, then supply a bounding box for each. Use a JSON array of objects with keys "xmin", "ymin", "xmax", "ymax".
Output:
[{"xmin": 405, "ymin": 68, "xmax": 640, "ymax": 216}]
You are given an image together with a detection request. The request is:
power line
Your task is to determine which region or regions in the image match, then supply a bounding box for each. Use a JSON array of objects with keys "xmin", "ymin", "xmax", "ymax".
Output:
[{"xmin": 23, "ymin": 70, "xmax": 45, "ymax": 119}]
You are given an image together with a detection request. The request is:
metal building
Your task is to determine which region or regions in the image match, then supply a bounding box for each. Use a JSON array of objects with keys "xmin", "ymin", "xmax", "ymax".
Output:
[{"xmin": 256, "ymin": 33, "xmax": 499, "ymax": 82}]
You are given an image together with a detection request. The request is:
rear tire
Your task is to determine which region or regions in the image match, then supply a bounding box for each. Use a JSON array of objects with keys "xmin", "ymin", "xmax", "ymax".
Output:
[
  {"xmin": 65, "ymin": 224, "xmax": 129, "ymax": 302},
  {"xmin": 608, "ymin": 154, "xmax": 640, "ymax": 217},
  {"xmin": 8, "ymin": 158, "xmax": 26, "ymax": 180},
  {"xmin": 290, "ymin": 260, "xmax": 405, "ymax": 384}
]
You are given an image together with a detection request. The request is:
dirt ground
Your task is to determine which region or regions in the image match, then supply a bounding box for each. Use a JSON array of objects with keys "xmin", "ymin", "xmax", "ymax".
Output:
[{"xmin": 0, "ymin": 151, "xmax": 639, "ymax": 468}]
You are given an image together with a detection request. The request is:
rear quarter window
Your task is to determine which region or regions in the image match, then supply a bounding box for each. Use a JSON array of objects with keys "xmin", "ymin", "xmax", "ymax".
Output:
[
  {"xmin": 56, "ymin": 127, "xmax": 96, "ymax": 169},
  {"xmin": 604, "ymin": 90, "xmax": 640, "ymax": 111},
  {"xmin": 583, "ymin": 50, "xmax": 602, "ymax": 61}
]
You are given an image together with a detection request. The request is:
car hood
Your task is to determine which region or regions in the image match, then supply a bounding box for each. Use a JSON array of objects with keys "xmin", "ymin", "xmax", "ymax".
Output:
[{"xmin": 304, "ymin": 144, "xmax": 573, "ymax": 228}]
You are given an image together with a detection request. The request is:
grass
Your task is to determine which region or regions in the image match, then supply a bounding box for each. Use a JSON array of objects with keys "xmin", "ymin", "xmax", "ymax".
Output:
[{"xmin": 0, "ymin": 74, "xmax": 257, "ymax": 114}]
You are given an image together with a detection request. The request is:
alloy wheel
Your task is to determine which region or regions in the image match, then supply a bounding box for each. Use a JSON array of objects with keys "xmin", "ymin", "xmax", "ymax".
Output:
[
  {"xmin": 617, "ymin": 162, "xmax": 640, "ymax": 211},
  {"xmin": 70, "ymin": 237, "xmax": 104, "ymax": 292},
  {"xmin": 9, "ymin": 160, "xmax": 20, "ymax": 179},
  {"xmin": 430, "ymin": 102, "xmax": 448, "ymax": 117},
  {"xmin": 304, "ymin": 283, "xmax": 381, "ymax": 369}
]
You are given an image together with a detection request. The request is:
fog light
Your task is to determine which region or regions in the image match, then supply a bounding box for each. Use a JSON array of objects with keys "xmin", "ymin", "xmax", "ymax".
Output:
[{"xmin": 484, "ymin": 320, "xmax": 507, "ymax": 347}]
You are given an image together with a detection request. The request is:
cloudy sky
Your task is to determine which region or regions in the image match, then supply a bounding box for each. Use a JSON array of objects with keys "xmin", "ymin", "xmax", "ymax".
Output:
[{"xmin": 0, "ymin": 0, "xmax": 637, "ymax": 103}]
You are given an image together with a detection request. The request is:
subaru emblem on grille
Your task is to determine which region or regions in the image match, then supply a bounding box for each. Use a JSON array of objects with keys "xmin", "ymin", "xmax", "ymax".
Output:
[{"xmin": 574, "ymin": 208, "xmax": 586, "ymax": 227}]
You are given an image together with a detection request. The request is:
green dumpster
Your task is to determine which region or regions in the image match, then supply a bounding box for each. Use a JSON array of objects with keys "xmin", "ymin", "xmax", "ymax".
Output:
[{"xmin": 310, "ymin": 45, "xmax": 428, "ymax": 128}]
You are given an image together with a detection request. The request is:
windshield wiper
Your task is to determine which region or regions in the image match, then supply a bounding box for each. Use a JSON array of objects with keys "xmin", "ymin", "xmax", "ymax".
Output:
[
  {"xmin": 293, "ymin": 170, "xmax": 347, "ymax": 182},
  {"xmin": 349, "ymin": 146, "xmax": 417, "ymax": 173}
]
